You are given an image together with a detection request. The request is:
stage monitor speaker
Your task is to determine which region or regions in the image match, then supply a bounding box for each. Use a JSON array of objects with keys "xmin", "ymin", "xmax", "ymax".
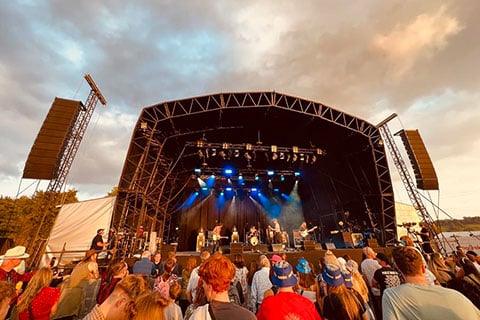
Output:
[
  {"xmin": 23, "ymin": 97, "xmax": 83, "ymax": 180},
  {"xmin": 271, "ymin": 244, "xmax": 284, "ymax": 252},
  {"xmin": 230, "ymin": 243, "xmax": 243, "ymax": 255},
  {"xmin": 303, "ymin": 240, "xmax": 315, "ymax": 251},
  {"xmin": 342, "ymin": 232, "xmax": 354, "ymax": 248},
  {"xmin": 397, "ymin": 129, "xmax": 439, "ymax": 190},
  {"xmin": 323, "ymin": 242, "xmax": 336, "ymax": 250}
]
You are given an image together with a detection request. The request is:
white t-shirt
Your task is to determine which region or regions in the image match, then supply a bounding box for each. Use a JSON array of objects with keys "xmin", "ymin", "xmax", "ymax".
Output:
[{"xmin": 382, "ymin": 282, "xmax": 480, "ymax": 320}]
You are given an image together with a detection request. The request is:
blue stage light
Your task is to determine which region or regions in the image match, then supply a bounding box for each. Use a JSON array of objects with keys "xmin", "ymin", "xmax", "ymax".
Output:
[
  {"xmin": 267, "ymin": 170, "xmax": 275, "ymax": 176},
  {"xmin": 194, "ymin": 168, "xmax": 201, "ymax": 174},
  {"xmin": 224, "ymin": 168, "xmax": 233, "ymax": 175},
  {"xmin": 294, "ymin": 171, "xmax": 301, "ymax": 177}
]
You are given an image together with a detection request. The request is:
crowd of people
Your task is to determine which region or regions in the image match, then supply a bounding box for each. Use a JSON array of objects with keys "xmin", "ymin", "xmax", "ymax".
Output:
[{"xmin": 1, "ymin": 232, "xmax": 480, "ymax": 319}]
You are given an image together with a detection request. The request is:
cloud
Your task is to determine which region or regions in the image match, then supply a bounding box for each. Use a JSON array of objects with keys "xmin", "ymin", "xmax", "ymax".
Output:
[{"xmin": 373, "ymin": 5, "xmax": 463, "ymax": 77}]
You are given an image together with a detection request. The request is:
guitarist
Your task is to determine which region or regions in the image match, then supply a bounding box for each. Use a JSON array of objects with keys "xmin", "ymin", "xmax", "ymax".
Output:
[
  {"xmin": 212, "ymin": 222, "xmax": 224, "ymax": 252},
  {"xmin": 299, "ymin": 221, "xmax": 317, "ymax": 240}
]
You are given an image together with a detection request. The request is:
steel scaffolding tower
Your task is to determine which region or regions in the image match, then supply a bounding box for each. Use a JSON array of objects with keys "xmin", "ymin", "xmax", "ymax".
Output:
[{"xmin": 377, "ymin": 114, "xmax": 446, "ymax": 255}]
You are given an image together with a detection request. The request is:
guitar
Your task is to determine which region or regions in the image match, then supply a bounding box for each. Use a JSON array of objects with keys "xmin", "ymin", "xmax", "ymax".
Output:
[
  {"xmin": 212, "ymin": 234, "xmax": 228, "ymax": 241},
  {"xmin": 300, "ymin": 226, "xmax": 318, "ymax": 238}
]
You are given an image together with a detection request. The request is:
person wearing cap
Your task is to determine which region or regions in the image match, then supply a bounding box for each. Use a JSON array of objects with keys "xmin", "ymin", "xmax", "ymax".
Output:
[
  {"xmin": 372, "ymin": 252, "xmax": 401, "ymax": 297},
  {"xmin": 190, "ymin": 255, "xmax": 256, "ymax": 319},
  {"xmin": 0, "ymin": 246, "xmax": 35, "ymax": 286},
  {"xmin": 296, "ymin": 258, "xmax": 319, "ymax": 306},
  {"xmin": 257, "ymin": 261, "xmax": 321, "ymax": 320},
  {"xmin": 322, "ymin": 263, "xmax": 367, "ymax": 320},
  {"xmin": 383, "ymin": 246, "xmax": 480, "ymax": 320}
]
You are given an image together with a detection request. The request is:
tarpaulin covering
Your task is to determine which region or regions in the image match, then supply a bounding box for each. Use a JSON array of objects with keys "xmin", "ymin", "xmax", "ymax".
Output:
[{"xmin": 45, "ymin": 196, "xmax": 115, "ymax": 264}]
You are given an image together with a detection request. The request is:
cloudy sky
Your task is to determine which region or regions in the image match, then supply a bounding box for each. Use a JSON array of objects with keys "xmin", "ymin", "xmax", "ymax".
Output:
[{"xmin": 1, "ymin": 1, "xmax": 478, "ymax": 220}]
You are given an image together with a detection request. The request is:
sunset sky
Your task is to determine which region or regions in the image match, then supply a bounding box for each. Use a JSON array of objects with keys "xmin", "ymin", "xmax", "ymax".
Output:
[{"xmin": 1, "ymin": 1, "xmax": 478, "ymax": 220}]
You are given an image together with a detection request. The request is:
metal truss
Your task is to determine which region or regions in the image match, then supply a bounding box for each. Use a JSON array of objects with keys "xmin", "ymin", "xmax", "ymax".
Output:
[
  {"xmin": 114, "ymin": 92, "xmax": 397, "ymax": 247},
  {"xmin": 378, "ymin": 117, "xmax": 445, "ymax": 253}
]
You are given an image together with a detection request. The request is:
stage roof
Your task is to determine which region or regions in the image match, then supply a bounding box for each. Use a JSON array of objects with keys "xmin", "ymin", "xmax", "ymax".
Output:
[{"xmin": 113, "ymin": 91, "xmax": 396, "ymax": 248}]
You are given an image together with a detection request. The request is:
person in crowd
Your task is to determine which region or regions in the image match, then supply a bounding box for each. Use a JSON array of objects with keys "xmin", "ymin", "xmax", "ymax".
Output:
[
  {"xmin": 372, "ymin": 252, "xmax": 401, "ymax": 297},
  {"xmin": 186, "ymin": 250, "xmax": 211, "ymax": 304},
  {"xmin": 190, "ymin": 255, "xmax": 256, "ymax": 319},
  {"xmin": 0, "ymin": 245, "xmax": 35, "ymax": 287},
  {"xmin": 360, "ymin": 246, "xmax": 382, "ymax": 318},
  {"xmin": 250, "ymin": 255, "xmax": 272, "ymax": 313},
  {"xmin": 184, "ymin": 284, "xmax": 207, "ymax": 320},
  {"xmin": 16, "ymin": 267, "xmax": 60, "ymax": 320},
  {"xmin": 179, "ymin": 256, "xmax": 197, "ymax": 313},
  {"xmin": 446, "ymin": 277, "xmax": 480, "ymax": 309},
  {"xmin": 160, "ymin": 252, "xmax": 181, "ymax": 277},
  {"xmin": 97, "ymin": 260, "xmax": 129, "ymax": 304},
  {"xmin": 232, "ymin": 254, "xmax": 249, "ymax": 306},
  {"xmin": 90, "ymin": 228, "xmax": 109, "ymax": 251},
  {"xmin": 133, "ymin": 291, "xmax": 168, "ymax": 320},
  {"xmin": 132, "ymin": 250, "xmax": 155, "ymax": 278},
  {"xmin": 402, "ymin": 235, "xmax": 440, "ymax": 286},
  {"xmin": 418, "ymin": 222, "xmax": 434, "ymax": 254},
  {"xmin": 257, "ymin": 261, "xmax": 321, "ymax": 320},
  {"xmin": 466, "ymin": 250, "xmax": 480, "ymax": 273},
  {"xmin": 457, "ymin": 254, "xmax": 480, "ymax": 287},
  {"xmin": 382, "ymin": 246, "xmax": 480, "ymax": 319},
  {"xmin": 83, "ymin": 274, "xmax": 149, "ymax": 320},
  {"xmin": 296, "ymin": 258, "xmax": 319, "ymax": 306},
  {"xmin": 428, "ymin": 252, "xmax": 456, "ymax": 286},
  {"xmin": 55, "ymin": 249, "xmax": 100, "ymax": 319},
  {"xmin": 153, "ymin": 252, "xmax": 163, "ymax": 277},
  {"xmin": 0, "ymin": 281, "xmax": 16, "ymax": 320},
  {"xmin": 345, "ymin": 259, "xmax": 370, "ymax": 307},
  {"xmin": 322, "ymin": 263, "xmax": 366, "ymax": 320},
  {"xmin": 162, "ymin": 282, "xmax": 182, "ymax": 320}
]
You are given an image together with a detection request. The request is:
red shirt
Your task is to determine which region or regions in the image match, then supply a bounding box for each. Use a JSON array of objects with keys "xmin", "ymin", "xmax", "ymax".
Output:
[
  {"xmin": 18, "ymin": 287, "xmax": 60, "ymax": 320},
  {"xmin": 257, "ymin": 291, "xmax": 322, "ymax": 320}
]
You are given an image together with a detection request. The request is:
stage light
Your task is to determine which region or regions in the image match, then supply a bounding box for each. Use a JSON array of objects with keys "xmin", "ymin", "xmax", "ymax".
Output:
[
  {"xmin": 222, "ymin": 142, "xmax": 230, "ymax": 149},
  {"xmin": 294, "ymin": 171, "xmax": 301, "ymax": 177},
  {"xmin": 224, "ymin": 168, "xmax": 233, "ymax": 176},
  {"xmin": 194, "ymin": 168, "xmax": 201, "ymax": 175},
  {"xmin": 292, "ymin": 154, "xmax": 298, "ymax": 162},
  {"xmin": 300, "ymin": 153, "xmax": 305, "ymax": 162},
  {"xmin": 140, "ymin": 122, "xmax": 148, "ymax": 130},
  {"xmin": 271, "ymin": 152, "xmax": 278, "ymax": 160},
  {"xmin": 219, "ymin": 150, "xmax": 226, "ymax": 159},
  {"xmin": 220, "ymin": 191, "xmax": 224, "ymax": 196},
  {"xmin": 195, "ymin": 191, "xmax": 199, "ymax": 195},
  {"xmin": 316, "ymin": 148, "xmax": 324, "ymax": 155},
  {"xmin": 292, "ymin": 146, "xmax": 299, "ymax": 153},
  {"xmin": 271, "ymin": 145, "xmax": 277, "ymax": 152},
  {"xmin": 234, "ymin": 149, "xmax": 240, "ymax": 157},
  {"xmin": 279, "ymin": 152, "xmax": 285, "ymax": 160},
  {"xmin": 246, "ymin": 143, "xmax": 253, "ymax": 151},
  {"xmin": 273, "ymin": 188, "xmax": 279, "ymax": 193},
  {"xmin": 251, "ymin": 188, "xmax": 257, "ymax": 192},
  {"xmin": 281, "ymin": 175, "xmax": 285, "ymax": 181},
  {"xmin": 211, "ymin": 148, "xmax": 217, "ymax": 156},
  {"xmin": 311, "ymin": 154, "xmax": 317, "ymax": 163},
  {"xmin": 267, "ymin": 170, "xmax": 274, "ymax": 176},
  {"xmin": 225, "ymin": 187, "xmax": 233, "ymax": 192},
  {"xmin": 255, "ymin": 174, "xmax": 259, "ymax": 181},
  {"xmin": 197, "ymin": 140, "xmax": 204, "ymax": 148},
  {"xmin": 201, "ymin": 187, "xmax": 209, "ymax": 191}
]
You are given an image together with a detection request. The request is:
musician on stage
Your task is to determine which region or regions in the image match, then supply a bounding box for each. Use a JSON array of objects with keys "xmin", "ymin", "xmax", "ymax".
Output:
[
  {"xmin": 299, "ymin": 221, "xmax": 311, "ymax": 240},
  {"xmin": 212, "ymin": 222, "xmax": 223, "ymax": 252},
  {"xmin": 269, "ymin": 218, "xmax": 281, "ymax": 243}
]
